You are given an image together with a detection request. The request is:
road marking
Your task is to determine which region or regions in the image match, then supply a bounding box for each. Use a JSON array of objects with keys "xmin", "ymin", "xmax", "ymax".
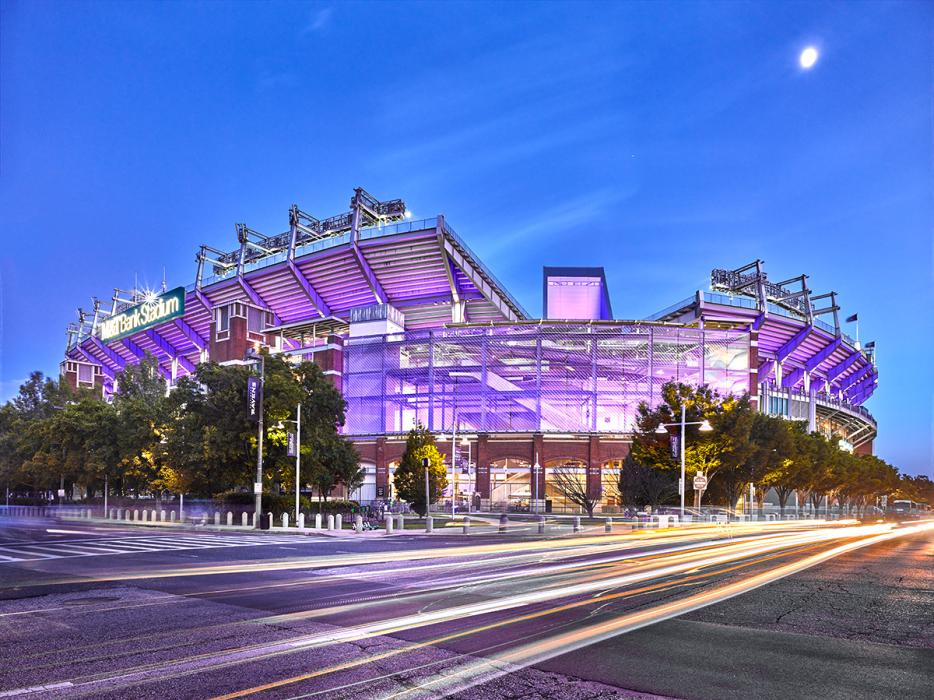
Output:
[{"xmin": 0, "ymin": 534, "xmax": 327, "ymax": 563}]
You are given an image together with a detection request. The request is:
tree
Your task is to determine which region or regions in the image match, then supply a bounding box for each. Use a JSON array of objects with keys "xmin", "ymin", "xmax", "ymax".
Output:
[
  {"xmin": 550, "ymin": 463, "xmax": 599, "ymax": 517},
  {"xmin": 393, "ymin": 424, "xmax": 447, "ymax": 516},
  {"xmin": 617, "ymin": 453, "xmax": 678, "ymax": 510}
]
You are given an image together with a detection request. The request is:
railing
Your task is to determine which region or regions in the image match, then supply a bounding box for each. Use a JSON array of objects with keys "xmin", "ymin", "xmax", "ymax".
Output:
[{"xmin": 441, "ymin": 219, "xmax": 530, "ymax": 318}]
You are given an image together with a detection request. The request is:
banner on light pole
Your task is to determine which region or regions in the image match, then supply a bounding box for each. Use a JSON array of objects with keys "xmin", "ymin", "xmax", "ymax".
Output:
[
  {"xmin": 287, "ymin": 431, "xmax": 297, "ymax": 457},
  {"xmin": 246, "ymin": 376, "xmax": 263, "ymax": 423}
]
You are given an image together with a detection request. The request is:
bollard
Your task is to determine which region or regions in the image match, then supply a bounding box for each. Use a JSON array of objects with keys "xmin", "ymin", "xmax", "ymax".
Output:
[
  {"xmin": 242, "ymin": 512, "xmax": 249, "ymax": 527},
  {"xmin": 279, "ymin": 512, "xmax": 287, "ymax": 528},
  {"xmin": 151, "ymin": 509, "xmax": 157, "ymax": 522},
  {"xmin": 605, "ymin": 517, "xmax": 612, "ymax": 533},
  {"xmin": 161, "ymin": 510, "xmax": 166, "ymax": 522},
  {"xmin": 133, "ymin": 509, "xmax": 139, "ymax": 521},
  {"xmin": 252, "ymin": 512, "xmax": 257, "ymax": 528},
  {"xmin": 265, "ymin": 512, "xmax": 272, "ymax": 529},
  {"xmin": 462, "ymin": 516, "xmax": 470, "ymax": 535},
  {"xmin": 326, "ymin": 514, "xmax": 335, "ymax": 530},
  {"xmin": 200, "ymin": 513, "xmax": 206, "ymax": 526},
  {"xmin": 499, "ymin": 513, "xmax": 508, "ymax": 534},
  {"xmin": 573, "ymin": 516, "xmax": 581, "ymax": 533},
  {"xmin": 537, "ymin": 515, "xmax": 545, "ymax": 534},
  {"xmin": 385, "ymin": 514, "xmax": 394, "ymax": 533},
  {"xmin": 355, "ymin": 514, "xmax": 363, "ymax": 533},
  {"xmin": 226, "ymin": 512, "xmax": 233, "ymax": 526},
  {"xmin": 297, "ymin": 513, "xmax": 305, "ymax": 529},
  {"xmin": 111, "ymin": 508, "xmax": 117, "ymax": 520},
  {"xmin": 335, "ymin": 514, "xmax": 342, "ymax": 530},
  {"xmin": 141, "ymin": 510, "xmax": 148, "ymax": 522},
  {"xmin": 395, "ymin": 514, "xmax": 404, "ymax": 531},
  {"xmin": 170, "ymin": 510, "xmax": 176, "ymax": 522},
  {"xmin": 425, "ymin": 516, "xmax": 433, "ymax": 533},
  {"xmin": 314, "ymin": 513, "xmax": 322, "ymax": 529},
  {"xmin": 85, "ymin": 508, "xmax": 92, "ymax": 519},
  {"xmin": 212, "ymin": 512, "xmax": 219, "ymax": 526}
]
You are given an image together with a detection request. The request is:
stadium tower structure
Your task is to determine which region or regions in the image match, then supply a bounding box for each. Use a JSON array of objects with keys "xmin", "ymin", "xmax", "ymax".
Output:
[{"xmin": 62, "ymin": 190, "xmax": 877, "ymax": 512}]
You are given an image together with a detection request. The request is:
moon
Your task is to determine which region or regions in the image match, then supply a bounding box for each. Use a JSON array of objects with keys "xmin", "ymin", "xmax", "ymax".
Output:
[{"xmin": 799, "ymin": 46, "xmax": 819, "ymax": 69}]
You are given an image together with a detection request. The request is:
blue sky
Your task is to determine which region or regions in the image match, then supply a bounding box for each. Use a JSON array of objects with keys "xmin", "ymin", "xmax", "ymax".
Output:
[{"xmin": 1, "ymin": 1, "xmax": 931, "ymax": 475}]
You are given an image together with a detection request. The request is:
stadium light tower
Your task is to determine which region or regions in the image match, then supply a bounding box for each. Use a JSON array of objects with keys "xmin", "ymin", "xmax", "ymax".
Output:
[{"xmin": 655, "ymin": 406, "xmax": 712, "ymax": 517}]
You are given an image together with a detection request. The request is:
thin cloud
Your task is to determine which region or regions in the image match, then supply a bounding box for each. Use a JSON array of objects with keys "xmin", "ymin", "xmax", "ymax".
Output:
[{"xmin": 302, "ymin": 7, "xmax": 333, "ymax": 35}]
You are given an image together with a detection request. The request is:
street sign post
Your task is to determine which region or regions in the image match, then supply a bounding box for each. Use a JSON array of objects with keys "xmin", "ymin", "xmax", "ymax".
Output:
[{"xmin": 693, "ymin": 474, "xmax": 707, "ymax": 491}]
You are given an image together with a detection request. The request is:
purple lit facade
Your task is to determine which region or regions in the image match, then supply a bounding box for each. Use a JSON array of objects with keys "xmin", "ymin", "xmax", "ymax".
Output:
[{"xmin": 61, "ymin": 191, "xmax": 877, "ymax": 511}]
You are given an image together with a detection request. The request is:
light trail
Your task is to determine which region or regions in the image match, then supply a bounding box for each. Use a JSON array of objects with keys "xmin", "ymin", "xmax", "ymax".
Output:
[{"xmin": 10, "ymin": 522, "xmax": 905, "ymax": 698}]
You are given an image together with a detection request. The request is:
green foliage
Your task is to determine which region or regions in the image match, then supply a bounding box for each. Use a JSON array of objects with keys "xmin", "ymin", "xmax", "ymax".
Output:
[{"xmin": 393, "ymin": 424, "xmax": 448, "ymax": 516}]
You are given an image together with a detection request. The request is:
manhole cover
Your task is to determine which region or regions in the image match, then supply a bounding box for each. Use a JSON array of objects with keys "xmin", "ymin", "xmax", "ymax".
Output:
[{"xmin": 64, "ymin": 596, "xmax": 120, "ymax": 606}]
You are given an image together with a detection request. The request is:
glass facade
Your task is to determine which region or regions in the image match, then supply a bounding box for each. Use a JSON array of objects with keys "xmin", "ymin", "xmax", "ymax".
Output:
[{"xmin": 342, "ymin": 323, "xmax": 750, "ymax": 435}]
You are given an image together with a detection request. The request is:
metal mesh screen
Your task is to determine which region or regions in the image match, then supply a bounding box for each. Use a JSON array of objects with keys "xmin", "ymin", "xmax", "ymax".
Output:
[{"xmin": 342, "ymin": 324, "xmax": 749, "ymax": 435}]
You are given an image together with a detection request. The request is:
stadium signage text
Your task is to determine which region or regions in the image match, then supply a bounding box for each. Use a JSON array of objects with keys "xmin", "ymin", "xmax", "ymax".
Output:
[{"xmin": 99, "ymin": 287, "xmax": 186, "ymax": 343}]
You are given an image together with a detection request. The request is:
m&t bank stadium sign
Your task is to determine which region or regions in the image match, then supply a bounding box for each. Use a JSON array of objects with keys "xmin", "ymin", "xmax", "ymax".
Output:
[{"xmin": 99, "ymin": 287, "xmax": 186, "ymax": 342}]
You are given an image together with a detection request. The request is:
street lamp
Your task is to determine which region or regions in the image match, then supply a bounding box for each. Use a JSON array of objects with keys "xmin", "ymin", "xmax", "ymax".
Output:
[
  {"xmin": 655, "ymin": 405, "xmax": 712, "ymax": 517},
  {"xmin": 277, "ymin": 402, "xmax": 302, "ymax": 522},
  {"xmin": 246, "ymin": 347, "xmax": 265, "ymax": 528}
]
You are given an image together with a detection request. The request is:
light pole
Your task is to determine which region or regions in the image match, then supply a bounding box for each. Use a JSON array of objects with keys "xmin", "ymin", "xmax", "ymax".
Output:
[
  {"xmin": 531, "ymin": 455, "xmax": 541, "ymax": 514},
  {"xmin": 246, "ymin": 348, "xmax": 265, "ymax": 528},
  {"xmin": 421, "ymin": 457, "xmax": 430, "ymax": 518},
  {"xmin": 277, "ymin": 402, "xmax": 302, "ymax": 521},
  {"xmin": 461, "ymin": 436, "xmax": 472, "ymax": 514},
  {"xmin": 655, "ymin": 405, "xmax": 712, "ymax": 517}
]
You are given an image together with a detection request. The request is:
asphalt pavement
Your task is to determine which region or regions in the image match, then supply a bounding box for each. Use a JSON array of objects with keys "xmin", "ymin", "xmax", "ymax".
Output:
[{"xmin": 0, "ymin": 515, "xmax": 929, "ymax": 700}]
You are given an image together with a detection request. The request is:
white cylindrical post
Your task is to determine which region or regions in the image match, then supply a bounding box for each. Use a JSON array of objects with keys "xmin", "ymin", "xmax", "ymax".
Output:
[
  {"xmin": 227, "ymin": 512, "xmax": 233, "ymax": 526},
  {"xmin": 355, "ymin": 514, "xmax": 363, "ymax": 532},
  {"xmin": 315, "ymin": 513, "xmax": 322, "ymax": 529},
  {"xmin": 242, "ymin": 512, "xmax": 249, "ymax": 526},
  {"xmin": 297, "ymin": 513, "xmax": 305, "ymax": 529},
  {"xmin": 462, "ymin": 515, "xmax": 470, "ymax": 535},
  {"xmin": 161, "ymin": 509, "xmax": 166, "ymax": 522},
  {"xmin": 282, "ymin": 512, "xmax": 289, "ymax": 528},
  {"xmin": 395, "ymin": 514, "xmax": 403, "ymax": 531},
  {"xmin": 605, "ymin": 517, "xmax": 612, "ymax": 533},
  {"xmin": 538, "ymin": 515, "xmax": 545, "ymax": 534},
  {"xmin": 499, "ymin": 513, "xmax": 508, "ymax": 534},
  {"xmin": 573, "ymin": 516, "xmax": 581, "ymax": 533},
  {"xmin": 425, "ymin": 515, "xmax": 433, "ymax": 533},
  {"xmin": 385, "ymin": 514, "xmax": 394, "ymax": 533},
  {"xmin": 335, "ymin": 514, "xmax": 342, "ymax": 530},
  {"xmin": 326, "ymin": 514, "xmax": 334, "ymax": 530},
  {"xmin": 133, "ymin": 509, "xmax": 139, "ymax": 521},
  {"xmin": 170, "ymin": 510, "xmax": 176, "ymax": 522}
]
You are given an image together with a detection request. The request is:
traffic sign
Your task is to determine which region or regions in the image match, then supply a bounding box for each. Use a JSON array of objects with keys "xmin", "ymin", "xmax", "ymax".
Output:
[{"xmin": 693, "ymin": 475, "xmax": 708, "ymax": 490}]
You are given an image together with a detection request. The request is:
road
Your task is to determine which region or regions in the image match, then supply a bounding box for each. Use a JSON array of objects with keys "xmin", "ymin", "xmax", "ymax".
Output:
[{"xmin": 0, "ymin": 516, "xmax": 930, "ymax": 699}]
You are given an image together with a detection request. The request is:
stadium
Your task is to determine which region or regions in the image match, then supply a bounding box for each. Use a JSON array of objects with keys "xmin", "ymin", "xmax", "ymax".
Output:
[{"xmin": 62, "ymin": 188, "xmax": 878, "ymax": 512}]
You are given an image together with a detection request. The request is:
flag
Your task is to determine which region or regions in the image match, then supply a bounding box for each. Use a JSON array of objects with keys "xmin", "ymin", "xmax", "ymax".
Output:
[
  {"xmin": 246, "ymin": 376, "xmax": 263, "ymax": 422},
  {"xmin": 864, "ymin": 341, "xmax": 875, "ymax": 349},
  {"xmin": 845, "ymin": 313, "xmax": 858, "ymax": 323}
]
